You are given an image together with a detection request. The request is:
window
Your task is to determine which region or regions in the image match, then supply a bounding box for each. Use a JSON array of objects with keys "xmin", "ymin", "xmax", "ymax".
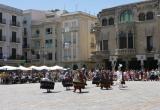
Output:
[
  {"xmin": 36, "ymin": 30, "xmax": 40, "ymax": 35},
  {"xmin": 46, "ymin": 28, "xmax": 52, "ymax": 34},
  {"xmin": 12, "ymin": 15, "xmax": 17, "ymax": 26},
  {"xmin": 119, "ymin": 31, "xmax": 127, "ymax": 49},
  {"xmin": 108, "ymin": 17, "xmax": 114, "ymax": 25},
  {"xmin": 11, "ymin": 48, "xmax": 16, "ymax": 59},
  {"xmin": 0, "ymin": 47, "xmax": 2, "ymax": 59},
  {"xmin": 100, "ymin": 41, "xmax": 103, "ymax": 50},
  {"xmin": 36, "ymin": 54, "xmax": 40, "ymax": 59},
  {"xmin": 128, "ymin": 31, "xmax": 134, "ymax": 49},
  {"xmin": 73, "ymin": 32, "xmax": 76, "ymax": 44},
  {"xmin": 0, "ymin": 12, "xmax": 2, "ymax": 23},
  {"xmin": 45, "ymin": 39, "xmax": 53, "ymax": 48},
  {"xmin": 146, "ymin": 36, "xmax": 153, "ymax": 51},
  {"xmin": 12, "ymin": 31, "xmax": 16, "ymax": 42},
  {"xmin": 48, "ymin": 53, "xmax": 52, "ymax": 60},
  {"xmin": 0, "ymin": 29, "xmax": 2, "ymax": 41},
  {"xmin": 102, "ymin": 18, "xmax": 107, "ymax": 26},
  {"xmin": 23, "ymin": 38, "xmax": 27, "ymax": 47},
  {"xmin": 24, "ymin": 52, "xmax": 27, "ymax": 60},
  {"xmin": 100, "ymin": 40, "xmax": 108, "ymax": 50},
  {"xmin": 146, "ymin": 12, "xmax": 154, "ymax": 20},
  {"xmin": 103, "ymin": 40, "xmax": 108, "ymax": 50},
  {"xmin": 24, "ymin": 28, "xmax": 27, "ymax": 35},
  {"xmin": 23, "ymin": 20, "xmax": 27, "ymax": 24},
  {"xmin": 120, "ymin": 10, "xmax": 133, "ymax": 23},
  {"xmin": 64, "ymin": 32, "xmax": 71, "ymax": 43},
  {"xmin": 139, "ymin": 13, "xmax": 145, "ymax": 21}
]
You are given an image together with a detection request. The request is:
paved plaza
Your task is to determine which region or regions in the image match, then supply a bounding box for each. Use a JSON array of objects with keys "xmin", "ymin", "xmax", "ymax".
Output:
[{"xmin": 0, "ymin": 81, "xmax": 160, "ymax": 110}]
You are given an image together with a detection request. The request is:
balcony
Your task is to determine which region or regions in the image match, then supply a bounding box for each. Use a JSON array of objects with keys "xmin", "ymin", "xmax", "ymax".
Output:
[
  {"xmin": 0, "ymin": 19, "xmax": 6, "ymax": 24},
  {"xmin": 23, "ymin": 45, "xmax": 30, "ymax": 49},
  {"xmin": 10, "ymin": 38, "xmax": 20, "ymax": 43},
  {"xmin": 10, "ymin": 21, "xmax": 20, "ymax": 27},
  {"xmin": 31, "ymin": 34, "xmax": 41, "ymax": 39},
  {"xmin": 92, "ymin": 50, "xmax": 110, "ymax": 58},
  {"xmin": 62, "ymin": 26, "xmax": 79, "ymax": 32},
  {"xmin": 8, "ymin": 55, "xmax": 24, "ymax": 60},
  {"xmin": 145, "ymin": 47, "xmax": 156, "ymax": 53},
  {"xmin": 115, "ymin": 49, "xmax": 136, "ymax": 55}
]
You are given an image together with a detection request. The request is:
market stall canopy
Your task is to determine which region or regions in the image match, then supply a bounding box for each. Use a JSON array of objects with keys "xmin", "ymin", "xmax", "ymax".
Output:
[
  {"xmin": 0, "ymin": 65, "xmax": 17, "ymax": 70},
  {"xmin": 34, "ymin": 65, "xmax": 50, "ymax": 71},
  {"xmin": 28, "ymin": 66, "xmax": 38, "ymax": 70},
  {"xmin": 17, "ymin": 66, "xmax": 31, "ymax": 71},
  {"xmin": 50, "ymin": 65, "xmax": 64, "ymax": 70}
]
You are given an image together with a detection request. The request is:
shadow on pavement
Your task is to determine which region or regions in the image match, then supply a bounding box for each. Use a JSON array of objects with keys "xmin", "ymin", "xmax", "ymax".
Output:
[
  {"xmin": 43, "ymin": 91, "xmax": 62, "ymax": 93},
  {"xmin": 79, "ymin": 91, "xmax": 89, "ymax": 94}
]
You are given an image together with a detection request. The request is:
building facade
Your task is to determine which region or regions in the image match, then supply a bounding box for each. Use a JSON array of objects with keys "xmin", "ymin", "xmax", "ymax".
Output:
[
  {"xmin": 61, "ymin": 12, "xmax": 97, "ymax": 69},
  {"xmin": 29, "ymin": 10, "xmax": 64, "ymax": 66},
  {"xmin": 0, "ymin": 4, "xmax": 23, "ymax": 66},
  {"xmin": 92, "ymin": 0, "xmax": 160, "ymax": 70}
]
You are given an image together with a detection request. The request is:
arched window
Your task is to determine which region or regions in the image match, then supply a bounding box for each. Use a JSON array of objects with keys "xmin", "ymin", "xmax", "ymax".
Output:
[
  {"xmin": 119, "ymin": 10, "xmax": 133, "ymax": 23},
  {"xmin": 119, "ymin": 31, "xmax": 127, "ymax": 49},
  {"xmin": 128, "ymin": 31, "xmax": 134, "ymax": 49},
  {"xmin": 108, "ymin": 17, "xmax": 114, "ymax": 25},
  {"xmin": 139, "ymin": 13, "xmax": 145, "ymax": 21},
  {"xmin": 146, "ymin": 12, "xmax": 154, "ymax": 20},
  {"xmin": 102, "ymin": 18, "xmax": 107, "ymax": 26}
]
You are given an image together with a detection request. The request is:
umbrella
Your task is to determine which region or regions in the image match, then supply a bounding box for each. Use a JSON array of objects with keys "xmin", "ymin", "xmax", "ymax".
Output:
[
  {"xmin": 50, "ymin": 65, "xmax": 64, "ymax": 70},
  {"xmin": 0, "ymin": 65, "xmax": 17, "ymax": 70},
  {"xmin": 17, "ymin": 66, "xmax": 31, "ymax": 71}
]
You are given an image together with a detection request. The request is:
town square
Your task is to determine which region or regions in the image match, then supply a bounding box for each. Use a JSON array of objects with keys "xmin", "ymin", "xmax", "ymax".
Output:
[
  {"xmin": 0, "ymin": 0, "xmax": 160, "ymax": 110},
  {"xmin": 0, "ymin": 81, "xmax": 160, "ymax": 110}
]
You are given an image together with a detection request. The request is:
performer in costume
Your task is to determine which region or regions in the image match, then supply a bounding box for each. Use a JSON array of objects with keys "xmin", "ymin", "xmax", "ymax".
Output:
[
  {"xmin": 62, "ymin": 71, "xmax": 73, "ymax": 90},
  {"xmin": 73, "ymin": 70, "xmax": 86, "ymax": 93},
  {"xmin": 99, "ymin": 70, "xmax": 111, "ymax": 90},
  {"xmin": 40, "ymin": 71, "xmax": 55, "ymax": 93},
  {"xmin": 116, "ymin": 64, "xmax": 126, "ymax": 88}
]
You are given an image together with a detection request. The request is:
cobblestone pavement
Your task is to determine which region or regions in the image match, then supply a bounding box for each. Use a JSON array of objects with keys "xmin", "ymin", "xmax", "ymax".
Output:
[{"xmin": 0, "ymin": 81, "xmax": 160, "ymax": 110}]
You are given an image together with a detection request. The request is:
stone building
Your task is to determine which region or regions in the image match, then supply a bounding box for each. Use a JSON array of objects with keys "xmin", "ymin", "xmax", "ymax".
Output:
[
  {"xmin": 61, "ymin": 11, "xmax": 97, "ymax": 69},
  {"xmin": 0, "ymin": 4, "xmax": 23, "ymax": 66},
  {"xmin": 92, "ymin": 0, "xmax": 160, "ymax": 70}
]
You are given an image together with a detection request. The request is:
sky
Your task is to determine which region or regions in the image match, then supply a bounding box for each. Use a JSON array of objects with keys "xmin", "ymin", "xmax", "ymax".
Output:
[{"xmin": 0, "ymin": 0, "xmax": 145, "ymax": 15}]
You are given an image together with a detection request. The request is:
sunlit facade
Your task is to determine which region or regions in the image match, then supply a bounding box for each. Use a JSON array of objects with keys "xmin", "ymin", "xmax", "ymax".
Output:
[{"xmin": 92, "ymin": 0, "xmax": 160, "ymax": 70}]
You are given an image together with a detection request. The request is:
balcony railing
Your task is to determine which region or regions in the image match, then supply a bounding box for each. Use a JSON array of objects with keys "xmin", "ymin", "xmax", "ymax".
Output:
[
  {"xmin": 145, "ymin": 47, "xmax": 156, "ymax": 53},
  {"xmin": 62, "ymin": 26, "xmax": 79, "ymax": 32},
  {"xmin": 115, "ymin": 49, "xmax": 136, "ymax": 55},
  {"xmin": 8, "ymin": 55, "xmax": 24, "ymax": 60},
  {"xmin": 10, "ymin": 38, "xmax": 20, "ymax": 43},
  {"xmin": 10, "ymin": 21, "xmax": 20, "ymax": 27},
  {"xmin": 92, "ymin": 50, "xmax": 110, "ymax": 58},
  {"xmin": 0, "ymin": 19, "xmax": 6, "ymax": 24}
]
